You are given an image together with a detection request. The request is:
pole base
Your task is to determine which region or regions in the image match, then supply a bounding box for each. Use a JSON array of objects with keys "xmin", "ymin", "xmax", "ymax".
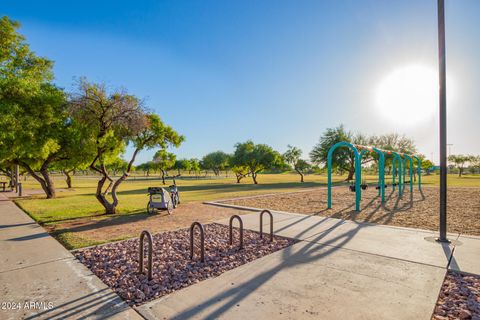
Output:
[{"xmin": 435, "ymin": 237, "xmax": 450, "ymax": 243}]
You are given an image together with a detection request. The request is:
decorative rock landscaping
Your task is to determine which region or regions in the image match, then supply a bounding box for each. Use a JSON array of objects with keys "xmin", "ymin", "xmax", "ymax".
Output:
[
  {"xmin": 433, "ymin": 271, "xmax": 480, "ymax": 320},
  {"xmin": 74, "ymin": 223, "xmax": 296, "ymax": 306}
]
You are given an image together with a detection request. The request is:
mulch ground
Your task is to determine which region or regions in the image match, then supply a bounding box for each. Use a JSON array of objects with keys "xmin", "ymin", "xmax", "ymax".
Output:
[
  {"xmin": 222, "ymin": 186, "xmax": 480, "ymax": 236},
  {"xmin": 432, "ymin": 271, "xmax": 480, "ymax": 320},
  {"xmin": 74, "ymin": 223, "xmax": 296, "ymax": 306}
]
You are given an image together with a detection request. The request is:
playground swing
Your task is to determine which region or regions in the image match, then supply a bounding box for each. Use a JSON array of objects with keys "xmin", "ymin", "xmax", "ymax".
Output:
[{"xmin": 327, "ymin": 142, "xmax": 422, "ymax": 212}]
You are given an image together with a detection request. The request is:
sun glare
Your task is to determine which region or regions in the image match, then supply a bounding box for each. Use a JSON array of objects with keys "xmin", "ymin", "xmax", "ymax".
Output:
[{"xmin": 375, "ymin": 65, "xmax": 439, "ymax": 126}]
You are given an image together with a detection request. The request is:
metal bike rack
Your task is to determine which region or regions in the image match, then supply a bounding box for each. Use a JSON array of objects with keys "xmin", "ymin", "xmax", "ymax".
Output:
[
  {"xmin": 259, "ymin": 210, "xmax": 273, "ymax": 242},
  {"xmin": 229, "ymin": 215, "xmax": 244, "ymax": 249},
  {"xmin": 139, "ymin": 230, "xmax": 153, "ymax": 280},
  {"xmin": 190, "ymin": 222, "xmax": 205, "ymax": 262}
]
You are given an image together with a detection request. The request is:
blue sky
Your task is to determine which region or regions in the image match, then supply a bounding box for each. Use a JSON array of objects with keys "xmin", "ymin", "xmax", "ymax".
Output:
[{"xmin": 2, "ymin": 0, "xmax": 479, "ymax": 164}]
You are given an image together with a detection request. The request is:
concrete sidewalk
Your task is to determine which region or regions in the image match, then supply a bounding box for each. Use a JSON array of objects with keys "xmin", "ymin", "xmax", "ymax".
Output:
[
  {"xmin": 0, "ymin": 193, "xmax": 141, "ymax": 320},
  {"xmin": 137, "ymin": 211, "xmax": 478, "ymax": 320},
  {"xmin": 2, "ymin": 193, "xmax": 478, "ymax": 320}
]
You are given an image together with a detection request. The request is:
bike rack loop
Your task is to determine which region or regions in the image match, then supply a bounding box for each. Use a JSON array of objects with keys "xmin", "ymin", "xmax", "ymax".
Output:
[
  {"xmin": 229, "ymin": 215, "xmax": 244, "ymax": 249},
  {"xmin": 190, "ymin": 222, "xmax": 205, "ymax": 262},
  {"xmin": 259, "ymin": 210, "xmax": 274, "ymax": 242},
  {"xmin": 139, "ymin": 230, "xmax": 153, "ymax": 280}
]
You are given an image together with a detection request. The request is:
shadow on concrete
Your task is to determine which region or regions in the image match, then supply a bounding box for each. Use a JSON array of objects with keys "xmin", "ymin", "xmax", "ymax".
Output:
[
  {"xmin": 166, "ymin": 206, "xmax": 418, "ymax": 319},
  {"xmin": 0, "ymin": 222, "xmax": 36, "ymax": 229},
  {"xmin": 8, "ymin": 232, "xmax": 49, "ymax": 241},
  {"xmin": 24, "ymin": 287, "xmax": 129, "ymax": 320}
]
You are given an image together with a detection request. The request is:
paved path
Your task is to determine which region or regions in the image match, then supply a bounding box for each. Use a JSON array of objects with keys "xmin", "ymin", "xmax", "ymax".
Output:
[
  {"xmin": 137, "ymin": 210, "xmax": 479, "ymax": 320},
  {"xmin": 1, "ymin": 193, "xmax": 478, "ymax": 320},
  {"xmin": 0, "ymin": 193, "xmax": 142, "ymax": 320}
]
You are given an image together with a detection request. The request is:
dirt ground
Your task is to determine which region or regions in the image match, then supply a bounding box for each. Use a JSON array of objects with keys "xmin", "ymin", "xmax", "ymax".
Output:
[
  {"xmin": 222, "ymin": 186, "xmax": 480, "ymax": 236},
  {"xmin": 51, "ymin": 186, "xmax": 480, "ymax": 247},
  {"xmin": 51, "ymin": 202, "xmax": 250, "ymax": 244}
]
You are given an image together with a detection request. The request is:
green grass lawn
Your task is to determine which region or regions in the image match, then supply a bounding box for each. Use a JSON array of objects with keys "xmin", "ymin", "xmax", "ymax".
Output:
[
  {"xmin": 12, "ymin": 172, "xmax": 480, "ymax": 223},
  {"xmin": 6, "ymin": 172, "xmax": 480, "ymax": 249}
]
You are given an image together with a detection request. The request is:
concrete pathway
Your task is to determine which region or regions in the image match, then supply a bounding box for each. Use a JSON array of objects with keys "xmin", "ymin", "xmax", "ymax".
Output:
[
  {"xmin": 137, "ymin": 210, "xmax": 478, "ymax": 320},
  {"xmin": 2, "ymin": 193, "xmax": 478, "ymax": 320},
  {"xmin": 0, "ymin": 193, "xmax": 142, "ymax": 320}
]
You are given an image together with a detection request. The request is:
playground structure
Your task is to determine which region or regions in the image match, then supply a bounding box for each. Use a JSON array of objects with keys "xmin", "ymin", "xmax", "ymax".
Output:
[{"xmin": 327, "ymin": 142, "xmax": 422, "ymax": 211}]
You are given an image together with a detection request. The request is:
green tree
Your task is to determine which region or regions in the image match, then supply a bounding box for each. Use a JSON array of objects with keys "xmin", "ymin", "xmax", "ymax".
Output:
[
  {"xmin": 0, "ymin": 17, "xmax": 85, "ymax": 198},
  {"xmin": 283, "ymin": 145, "xmax": 311, "ymax": 183},
  {"xmin": 173, "ymin": 159, "xmax": 191, "ymax": 176},
  {"xmin": 153, "ymin": 150, "xmax": 176, "ymax": 184},
  {"xmin": 189, "ymin": 158, "xmax": 201, "ymax": 177},
  {"xmin": 309, "ymin": 125, "xmax": 356, "ymax": 180},
  {"xmin": 374, "ymin": 133, "xmax": 417, "ymax": 174},
  {"xmin": 448, "ymin": 154, "xmax": 474, "ymax": 177},
  {"xmin": 202, "ymin": 151, "xmax": 230, "ymax": 176},
  {"xmin": 106, "ymin": 157, "xmax": 129, "ymax": 176},
  {"xmin": 231, "ymin": 141, "xmax": 281, "ymax": 184},
  {"xmin": 69, "ymin": 79, "xmax": 184, "ymax": 214},
  {"xmin": 136, "ymin": 161, "xmax": 155, "ymax": 176}
]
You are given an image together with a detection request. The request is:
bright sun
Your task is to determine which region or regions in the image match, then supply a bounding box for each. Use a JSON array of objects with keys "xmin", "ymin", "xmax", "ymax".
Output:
[{"xmin": 375, "ymin": 65, "xmax": 438, "ymax": 125}]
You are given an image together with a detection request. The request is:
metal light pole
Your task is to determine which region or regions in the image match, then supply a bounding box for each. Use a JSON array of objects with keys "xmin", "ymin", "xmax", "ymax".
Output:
[{"xmin": 437, "ymin": 0, "xmax": 448, "ymax": 242}]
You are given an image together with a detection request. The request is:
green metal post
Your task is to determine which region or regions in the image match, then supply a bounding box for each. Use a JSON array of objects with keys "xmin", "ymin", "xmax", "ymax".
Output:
[
  {"xmin": 327, "ymin": 142, "xmax": 361, "ymax": 211},
  {"xmin": 413, "ymin": 156, "xmax": 422, "ymax": 190},
  {"xmin": 404, "ymin": 155, "xmax": 414, "ymax": 193},
  {"xmin": 392, "ymin": 152, "xmax": 403, "ymax": 197},
  {"xmin": 359, "ymin": 148, "xmax": 385, "ymax": 203}
]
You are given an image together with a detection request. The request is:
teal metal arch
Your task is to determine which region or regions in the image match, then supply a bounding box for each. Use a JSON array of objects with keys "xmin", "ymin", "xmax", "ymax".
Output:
[
  {"xmin": 359, "ymin": 146, "xmax": 385, "ymax": 203},
  {"xmin": 391, "ymin": 151, "xmax": 403, "ymax": 197},
  {"xmin": 413, "ymin": 156, "xmax": 422, "ymax": 190},
  {"xmin": 327, "ymin": 142, "xmax": 361, "ymax": 211},
  {"xmin": 402, "ymin": 154, "xmax": 414, "ymax": 193}
]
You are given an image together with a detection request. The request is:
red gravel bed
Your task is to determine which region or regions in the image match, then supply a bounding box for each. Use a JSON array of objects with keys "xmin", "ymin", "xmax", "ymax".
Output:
[
  {"xmin": 433, "ymin": 271, "xmax": 480, "ymax": 320},
  {"xmin": 74, "ymin": 223, "xmax": 296, "ymax": 306}
]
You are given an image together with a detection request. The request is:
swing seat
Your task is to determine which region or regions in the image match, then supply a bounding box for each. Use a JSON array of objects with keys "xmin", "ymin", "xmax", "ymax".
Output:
[{"xmin": 349, "ymin": 185, "xmax": 356, "ymax": 192}]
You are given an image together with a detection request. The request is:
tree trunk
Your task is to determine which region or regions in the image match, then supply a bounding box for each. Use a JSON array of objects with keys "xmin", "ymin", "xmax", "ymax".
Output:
[
  {"xmin": 161, "ymin": 170, "xmax": 166, "ymax": 184},
  {"xmin": 235, "ymin": 172, "xmax": 245, "ymax": 183},
  {"xmin": 459, "ymin": 168, "xmax": 462, "ymax": 177},
  {"xmin": 95, "ymin": 175, "xmax": 116, "ymax": 214},
  {"xmin": 296, "ymin": 169, "xmax": 304, "ymax": 183},
  {"xmin": 19, "ymin": 161, "xmax": 56, "ymax": 199},
  {"xmin": 346, "ymin": 169, "xmax": 354, "ymax": 181},
  {"xmin": 92, "ymin": 148, "xmax": 140, "ymax": 215},
  {"xmin": 63, "ymin": 170, "xmax": 73, "ymax": 188},
  {"xmin": 251, "ymin": 171, "xmax": 258, "ymax": 184},
  {"xmin": 103, "ymin": 176, "xmax": 114, "ymax": 195}
]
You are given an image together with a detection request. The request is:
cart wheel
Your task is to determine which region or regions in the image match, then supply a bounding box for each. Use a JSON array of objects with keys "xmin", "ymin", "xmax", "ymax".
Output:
[
  {"xmin": 167, "ymin": 201, "xmax": 173, "ymax": 215},
  {"xmin": 147, "ymin": 201, "xmax": 155, "ymax": 214},
  {"xmin": 177, "ymin": 193, "xmax": 180, "ymax": 204},
  {"xmin": 171, "ymin": 194, "xmax": 177, "ymax": 208}
]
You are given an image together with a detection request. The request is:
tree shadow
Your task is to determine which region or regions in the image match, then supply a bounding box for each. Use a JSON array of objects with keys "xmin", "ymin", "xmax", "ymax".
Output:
[
  {"xmin": 23, "ymin": 287, "xmax": 131, "ymax": 320},
  {"xmin": 166, "ymin": 212, "xmax": 376, "ymax": 319}
]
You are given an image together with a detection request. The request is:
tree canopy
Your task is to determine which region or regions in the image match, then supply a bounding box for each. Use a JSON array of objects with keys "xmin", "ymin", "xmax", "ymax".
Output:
[
  {"xmin": 310, "ymin": 125, "xmax": 418, "ymax": 181},
  {"xmin": 153, "ymin": 149, "xmax": 177, "ymax": 184},
  {"xmin": 202, "ymin": 151, "xmax": 230, "ymax": 176},
  {"xmin": 448, "ymin": 154, "xmax": 475, "ymax": 177},
  {"xmin": 231, "ymin": 140, "xmax": 281, "ymax": 184},
  {"xmin": 283, "ymin": 145, "xmax": 311, "ymax": 182},
  {"xmin": 0, "ymin": 16, "xmax": 88, "ymax": 198},
  {"xmin": 69, "ymin": 79, "xmax": 184, "ymax": 213}
]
